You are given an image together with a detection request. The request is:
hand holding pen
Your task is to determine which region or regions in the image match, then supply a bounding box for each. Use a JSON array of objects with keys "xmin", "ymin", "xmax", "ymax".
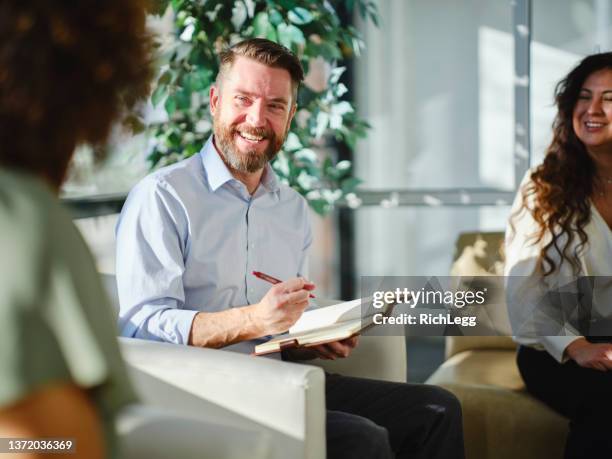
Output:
[
  {"xmin": 251, "ymin": 272, "xmax": 316, "ymax": 335},
  {"xmin": 253, "ymin": 271, "xmax": 316, "ymax": 298}
]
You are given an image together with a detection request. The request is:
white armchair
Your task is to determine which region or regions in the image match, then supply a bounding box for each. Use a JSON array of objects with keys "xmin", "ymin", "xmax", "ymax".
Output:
[
  {"xmin": 119, "ymin": 338, "xmax": 326, "ymax": 459},
  {"xmin": 111, "ymin": 286, "xmax": 406, "ymax": 459},
  {"xmin": 77, "ymin": 215, "xmax": 407, "ymax": 459}
]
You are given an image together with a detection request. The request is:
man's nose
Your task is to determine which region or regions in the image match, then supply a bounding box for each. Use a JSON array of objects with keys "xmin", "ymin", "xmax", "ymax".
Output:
[{"xmin": 246, "ymin": 101, "xmax": 266, "ymax": 127}]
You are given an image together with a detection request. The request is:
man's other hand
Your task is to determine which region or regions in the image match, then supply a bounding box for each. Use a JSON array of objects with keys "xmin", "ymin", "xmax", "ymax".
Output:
[
  {"xmin": 253, "ymin": 277, "xmax": 315, "ymax": 335},
  {"xmin": 309, "ymin": 336, "xmax": 359, "ymax": 360},
  {"xmin": 565, "ymin": 338, "xmax": 612, "ymax": 371}
]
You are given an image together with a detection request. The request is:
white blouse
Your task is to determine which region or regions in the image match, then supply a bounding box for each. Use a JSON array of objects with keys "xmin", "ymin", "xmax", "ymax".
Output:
[{"xmin": 504, "ymin": 171, "xmax": 612, "ymax": 362}]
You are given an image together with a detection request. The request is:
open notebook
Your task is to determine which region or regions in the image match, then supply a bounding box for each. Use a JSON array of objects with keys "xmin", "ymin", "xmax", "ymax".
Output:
[{"xmin": 254, "ymin": 297, "xmax": 393, "ymax": 356}]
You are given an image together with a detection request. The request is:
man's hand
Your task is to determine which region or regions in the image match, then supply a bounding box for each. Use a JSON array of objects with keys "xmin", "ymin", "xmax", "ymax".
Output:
[
  {"xmin": 252, "ymin": 277, "xmax": 315, "ymax": 336},
  {"xmin": 282, "ymin": 336, "xmax": 359, "ymax": 361},
  {"xmin": 565, "ymin": 338, "xmax": 612, "ymax": 371},
  {"xmin": 189, "ymin": 277, "xmax": 315, "ymax": 348},
  {"xmin": 307, "ymin": 336, "xmax": 360, "ymax": 360}
]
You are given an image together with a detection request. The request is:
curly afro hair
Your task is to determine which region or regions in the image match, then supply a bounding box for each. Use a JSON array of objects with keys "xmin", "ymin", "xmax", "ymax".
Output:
[{"xmin": 0, "ymin": 0, "xmax": 154, "ymax": 188}]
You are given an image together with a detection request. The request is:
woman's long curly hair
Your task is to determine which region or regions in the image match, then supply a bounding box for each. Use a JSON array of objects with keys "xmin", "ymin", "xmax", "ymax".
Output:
[
  {"xmin": 0, "ymin": 0, "xmax": 154, "ymax": 188},
  {"xmin": 517, "ymin": 52, "xmax": 612, "ymax": 276}
]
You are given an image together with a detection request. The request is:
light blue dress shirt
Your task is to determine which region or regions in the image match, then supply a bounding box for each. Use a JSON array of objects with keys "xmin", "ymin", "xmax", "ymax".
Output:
[{"xmin": 116, "ymin": 137, "xmax": 312, "ymax": 345}]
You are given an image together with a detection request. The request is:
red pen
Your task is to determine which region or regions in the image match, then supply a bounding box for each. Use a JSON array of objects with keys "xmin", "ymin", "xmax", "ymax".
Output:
[{"xmin": 252, "ymin": 271, "xmax": 316, "ymax": 298}]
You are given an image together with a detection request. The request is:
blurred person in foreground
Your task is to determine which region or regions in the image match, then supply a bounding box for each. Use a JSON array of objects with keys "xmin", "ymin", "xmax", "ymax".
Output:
[
  {"xmin": 506, "ymin": 52, "xmax": 612, "ymax": 458},
  {"xmin": 0, "ymin": 1, "xmax": 152, "ymax": 458}
]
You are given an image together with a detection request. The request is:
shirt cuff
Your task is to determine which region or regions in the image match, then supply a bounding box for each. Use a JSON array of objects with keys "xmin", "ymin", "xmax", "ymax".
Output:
[
  {"xmin": 133, "ymin": 307, "xmax": 199, "ymax": 345},
  {"xmin": 541, "ymin": 335, "xmax": 584, "ymax": 363},
  {"xmin": 160, "ymin": 308, "xmax": 199, "ymax": 345}
]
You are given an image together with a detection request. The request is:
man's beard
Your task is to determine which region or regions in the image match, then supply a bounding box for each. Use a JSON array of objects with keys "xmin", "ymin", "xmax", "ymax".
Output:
[{"xmin": 213, "ymin": 113, "xmax": 286, "ymax": 173}]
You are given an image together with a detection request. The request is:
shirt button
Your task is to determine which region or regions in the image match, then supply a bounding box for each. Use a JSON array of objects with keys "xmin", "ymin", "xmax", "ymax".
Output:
[{"xmin": 251, "ymin": 243, "xmax": 256, "ymax": 249}]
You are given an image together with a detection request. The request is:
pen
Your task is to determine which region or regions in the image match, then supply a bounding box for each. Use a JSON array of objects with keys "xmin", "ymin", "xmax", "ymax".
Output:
[{"xmin": 252, "ymin": 271, "xmax": 316, "ymax": 298}]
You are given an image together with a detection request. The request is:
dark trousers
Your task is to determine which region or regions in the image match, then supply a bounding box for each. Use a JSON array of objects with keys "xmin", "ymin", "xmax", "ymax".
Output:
[
  {"xmin": 517, "ymin": 345, "xmax": 612, "ymax": 459},
  {"xmin": 325, "ymin": 373, "xmax": 465, "ymax": 459}
]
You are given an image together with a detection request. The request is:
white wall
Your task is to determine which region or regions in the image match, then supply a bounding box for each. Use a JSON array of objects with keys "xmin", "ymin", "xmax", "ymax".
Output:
[{"xmin": 352, "ymin": 0, "xmax": 612, "ymax": 284}]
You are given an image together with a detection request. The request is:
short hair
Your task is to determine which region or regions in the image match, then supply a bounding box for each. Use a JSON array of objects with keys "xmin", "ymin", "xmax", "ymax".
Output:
[
  {"xmin": 0, "ymin": 0, "xmax": 154, "ymax": 187},
  {"xmin": 216, "ymin": 38, "xmax": 304, "ymax": 101}
]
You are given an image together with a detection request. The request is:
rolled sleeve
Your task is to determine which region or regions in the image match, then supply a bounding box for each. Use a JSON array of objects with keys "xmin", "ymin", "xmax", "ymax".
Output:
[
  {"xmin": 122, "ymin": 301, "xmax": 199, "ymax": 345},
  {"xmin": 116, "ymin": 178, "xmax": 195, "ymax": 344}
]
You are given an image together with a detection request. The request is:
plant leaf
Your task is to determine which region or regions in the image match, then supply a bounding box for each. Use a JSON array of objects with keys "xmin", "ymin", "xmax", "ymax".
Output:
[
  {"xmin": 277, "ymin": 23, "xmax": 305, "ymax": 48},
  {"xmin": 164, "ymin": 96, "xmax": 177, "ymax": 115},
  {"xmin": 152, "ymin": 85, "xmax": 167, "ymax": 106},
  {"xmin": 268, "ymin": 9, "xmax": 284, "ymax": 26},
  {"xmin": 288, "ymin": 7, "xmax": 313, "ymax": 25},
  {"xmin": 253, "ymin": 11, "xmax": 271, "ymax": 37}
]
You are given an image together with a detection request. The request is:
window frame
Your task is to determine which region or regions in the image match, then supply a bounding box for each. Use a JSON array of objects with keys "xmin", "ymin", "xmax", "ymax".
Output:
[{"xmin": 350, "ymin": 0, "xmax": 531, "ymax": 208}]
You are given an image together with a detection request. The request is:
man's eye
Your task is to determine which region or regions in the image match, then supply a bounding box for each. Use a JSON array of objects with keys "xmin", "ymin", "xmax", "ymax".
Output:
[{"xmin": 236, "ymin": 96, "xmax": 249, "ymax": 104}]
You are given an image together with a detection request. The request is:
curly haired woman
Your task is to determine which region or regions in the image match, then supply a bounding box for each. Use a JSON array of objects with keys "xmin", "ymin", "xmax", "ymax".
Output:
[
  {"xmin": 505, "ymin": 52, "xmax": 612, "ymax": 458},
  {"xmin": 0, "ymin": 1, "xmax": 152, "ymax": 458}
]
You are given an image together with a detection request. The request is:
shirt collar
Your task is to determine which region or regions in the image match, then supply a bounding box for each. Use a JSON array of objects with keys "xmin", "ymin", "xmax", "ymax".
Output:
[
  {"xmin": 199, "ymin": 136, "xmax": 280, "ymax": 194},
  {"xmin": 200, "ymin": 137, "xmax": 234, "ymax": 192},
  {"xmin": 260, "ymin": 162, "xmax": 280, "ymax": 194}
]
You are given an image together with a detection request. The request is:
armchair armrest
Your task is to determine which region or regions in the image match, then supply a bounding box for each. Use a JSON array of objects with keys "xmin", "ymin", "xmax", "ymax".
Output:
[
  {"xmin": 119, "ymin": 338, "xmax": 326, "ymax": 459},
  {"xmin": 117, "ymin": 404, "xmax": 271, "ymax": 459}
]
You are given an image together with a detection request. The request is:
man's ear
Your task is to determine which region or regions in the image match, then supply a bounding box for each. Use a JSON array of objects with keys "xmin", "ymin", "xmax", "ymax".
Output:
[
  {"xmin": 209, "ymin": 84, "xmax": 219, "ymax": 116},
  {"xmin": 287, "ymin": 103, "xmax": 297, "ymax": 128}
]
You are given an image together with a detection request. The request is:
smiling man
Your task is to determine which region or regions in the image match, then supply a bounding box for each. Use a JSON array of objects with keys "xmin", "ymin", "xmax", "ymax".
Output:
[
  {"xmin": 212, "ymin": 52, "xmax": 294, "ymax": 184},
  {"xmin": 116, "ymin": 38, "xmax": 465, "ymax": 459}
]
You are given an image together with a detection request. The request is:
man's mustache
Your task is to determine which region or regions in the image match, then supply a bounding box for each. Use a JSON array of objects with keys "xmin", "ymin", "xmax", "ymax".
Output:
[{"xmin": 231, "ymin": 125, "xmax": 274, "ymax": 139}]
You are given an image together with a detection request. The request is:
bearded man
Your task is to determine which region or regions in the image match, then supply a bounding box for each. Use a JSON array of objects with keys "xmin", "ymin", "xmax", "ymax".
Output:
[{"xmin": 116, "ymin": 38, "xmax": 465, "ymax": 459}]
